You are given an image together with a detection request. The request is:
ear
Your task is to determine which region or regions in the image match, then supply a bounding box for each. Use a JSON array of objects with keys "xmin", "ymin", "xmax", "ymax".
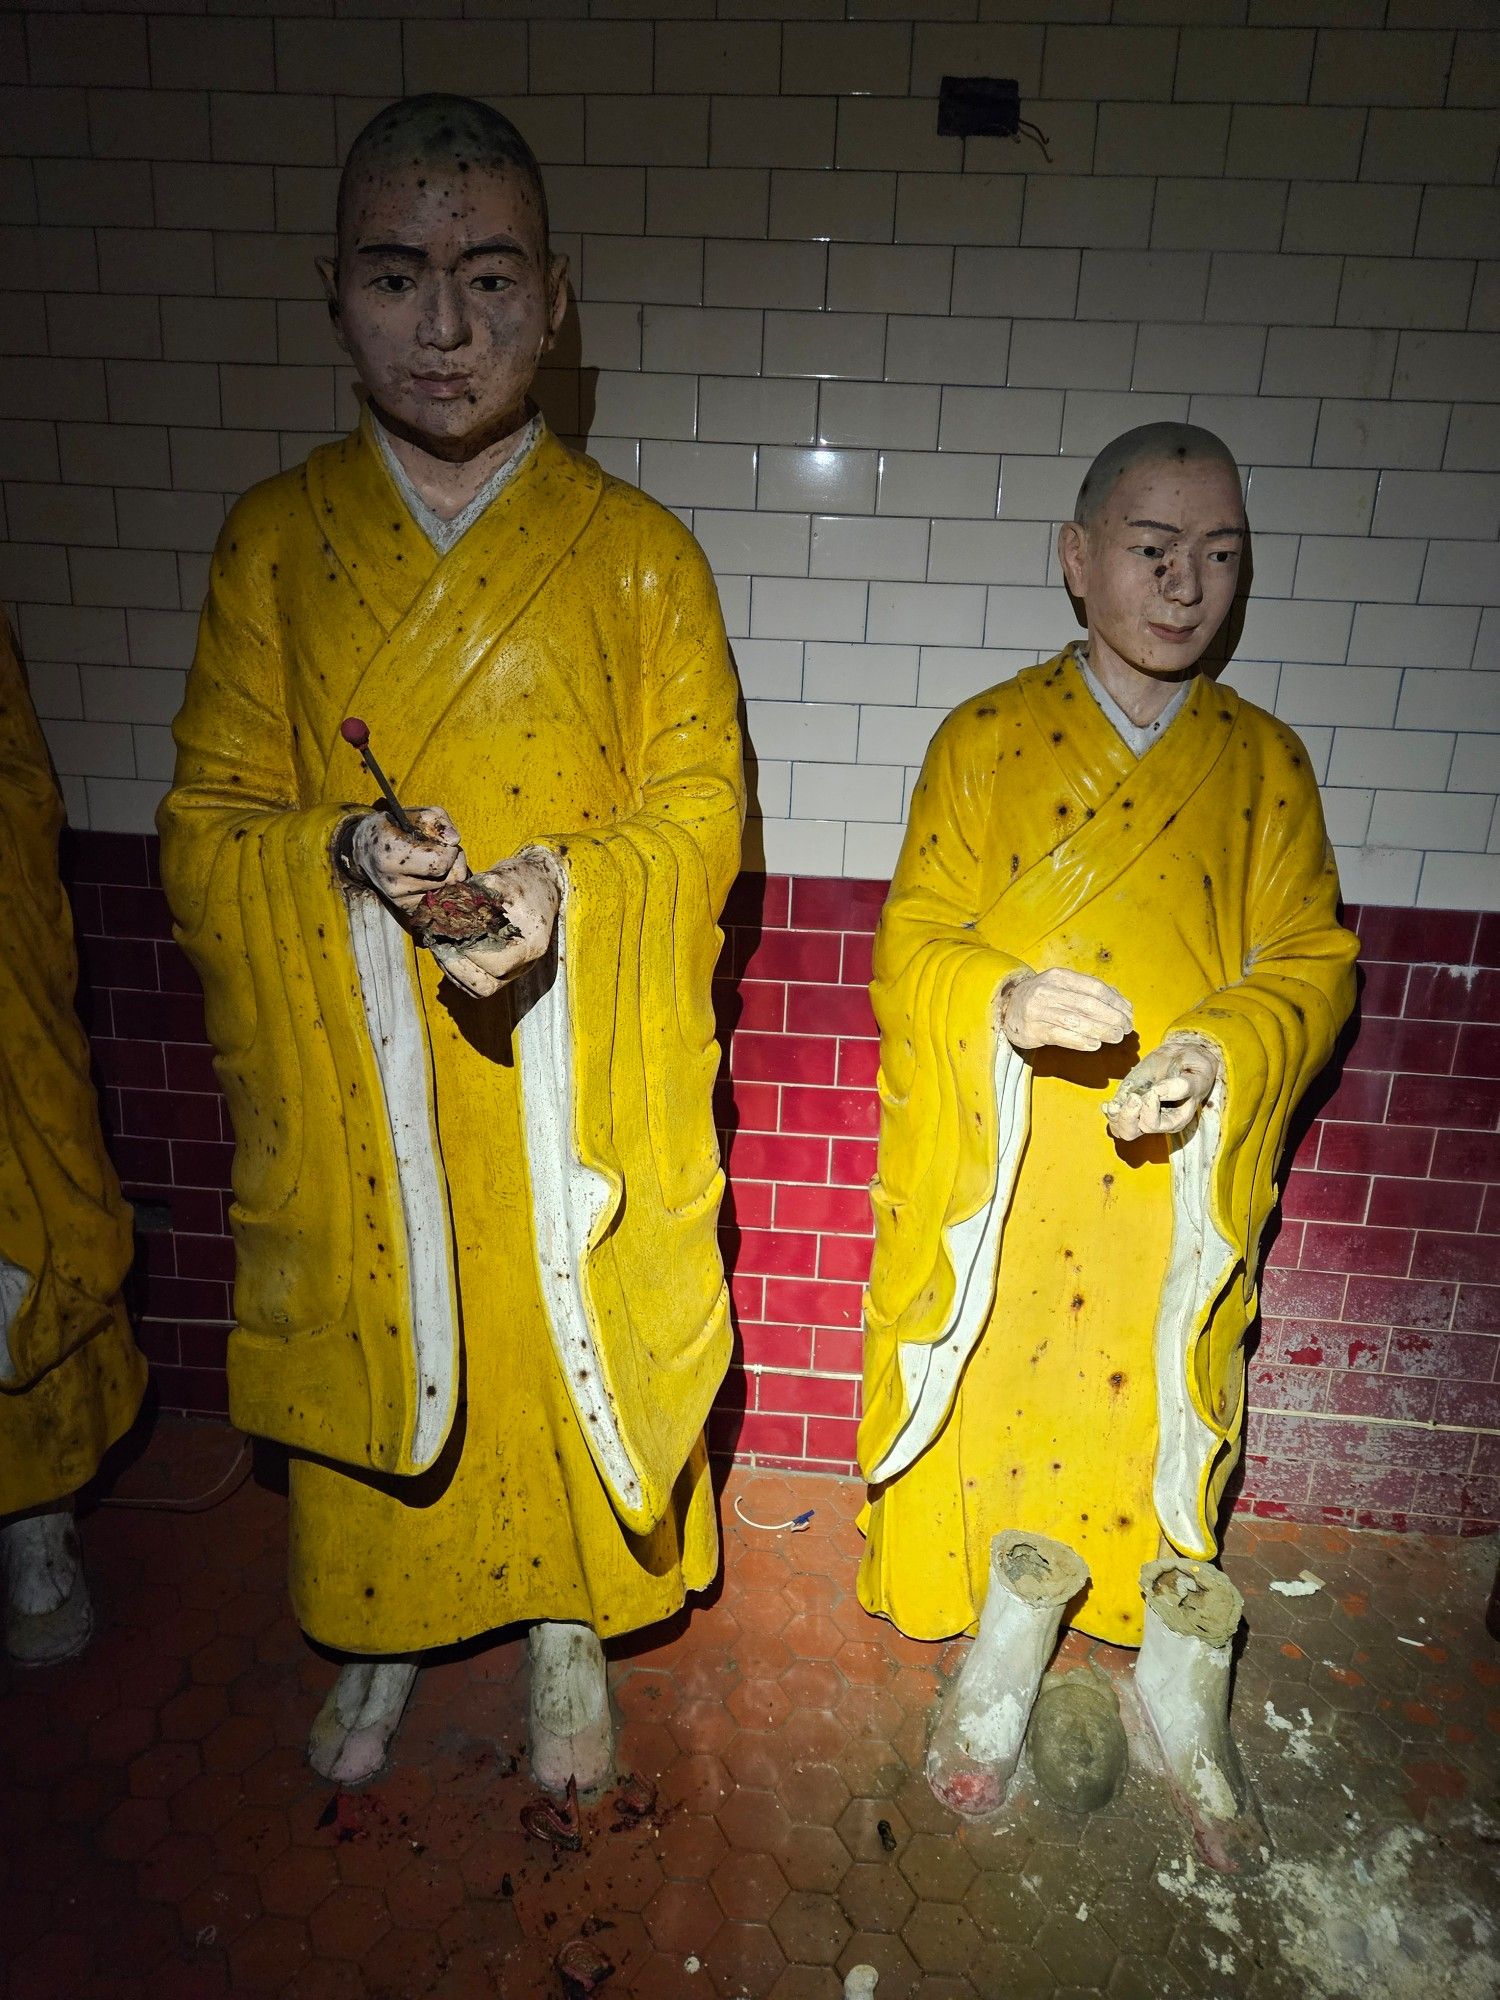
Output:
[
  {"xmin": 315, "ymin": 254, "xmax": 346, "ymax": 345},
  {"xmin": 1057, "ymin": 520, "xmax": 1088, "ymax": 599},
  {"xmin": 543, "ymin": 252, "xmax": 569, "ymax": 346}
]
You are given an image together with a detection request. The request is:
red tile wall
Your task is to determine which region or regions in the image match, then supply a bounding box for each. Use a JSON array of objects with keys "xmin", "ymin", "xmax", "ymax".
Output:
[{"xmin": 68, "ymin": 834, "xmax": 1499, "ymax": 1539}]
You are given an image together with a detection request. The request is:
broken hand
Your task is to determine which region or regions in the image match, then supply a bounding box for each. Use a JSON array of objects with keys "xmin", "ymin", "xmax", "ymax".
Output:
[
  {"xmin": 995, "ymin": 967, "xmax": 1133, "ymax": 1053},
  {"xmin": 432, "ymin": 848, "xmax": 563, "ymax": 1000},
  {"xmin": 349, "ymin": 806, "xmax": 468, "ymax": 914},
  {"xmin": 1103, "ymin": 1036, "xmax": 1220, "ymax": 1141}
]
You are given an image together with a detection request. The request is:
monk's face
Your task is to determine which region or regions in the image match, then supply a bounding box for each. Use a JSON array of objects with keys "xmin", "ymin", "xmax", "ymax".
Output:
[
  {"xmin": 1059, "ymin": 456, "xmax": 1246, "ymax": 679},
  {"xmin": 323, "ymin": 158, "xmax": 567, "ymax": 461}
]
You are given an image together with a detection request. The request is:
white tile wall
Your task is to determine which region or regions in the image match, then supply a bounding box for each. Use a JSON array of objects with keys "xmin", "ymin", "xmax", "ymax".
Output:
[{"xmin": 2, "ymin": 5, "xmax": 1496, "ymax": 902}]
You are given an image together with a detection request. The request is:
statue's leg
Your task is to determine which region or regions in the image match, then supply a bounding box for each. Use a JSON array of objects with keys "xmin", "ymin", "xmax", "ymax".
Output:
[
  {"xmin": 308, "ymin": 1658, "xmax": 420, "ymax": 1787},
  {"xmin": 2, "ymin": 1503, "xmax": 93, "ymax": 1666},
  {"xmin": 527, "ymin": 1620, "xmax": 614, "ymax": 1798},
  {"xmin": 1130, "ymin": 1557, "xmax": 1268, "ymax": 1875},
  {"xmin": 926, "ymin": 1528, "xmax": 1088, "ymax": 1819}
]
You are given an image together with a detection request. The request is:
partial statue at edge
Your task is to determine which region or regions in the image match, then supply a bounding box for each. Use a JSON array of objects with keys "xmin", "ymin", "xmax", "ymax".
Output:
[
  {"xmin": 856, "ymin": 424, "xmax": 1358, "ymax": 1872},
  {"xmin": 159, "ymin": 97, "xmax": 744, "ymax": 1793}
]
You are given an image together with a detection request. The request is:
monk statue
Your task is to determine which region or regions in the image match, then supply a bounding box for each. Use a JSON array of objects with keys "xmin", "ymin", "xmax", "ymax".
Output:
[
  {"xmin": 856, "ymin": 424, "xmax": 1357, "ymax": 1872},
  {"xmin": 158, "ymin": 96, "xmax": 743, "ymax": 1792},
  {"xmin": 1, "ymin": 617, "xmax": 147, "ymax": 1666}
]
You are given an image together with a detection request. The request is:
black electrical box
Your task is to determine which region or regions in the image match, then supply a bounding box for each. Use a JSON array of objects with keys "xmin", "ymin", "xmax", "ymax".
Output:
[{"xmin": 937, "ymin": 75, "xmax": 1021, "ymax": 139}]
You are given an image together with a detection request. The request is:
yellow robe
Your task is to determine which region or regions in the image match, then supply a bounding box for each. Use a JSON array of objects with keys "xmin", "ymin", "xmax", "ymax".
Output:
[
  {"xmin": 858, "ymin": 650, "xmax": 1357, "ymax": 1647},
  {"xmin": 158, "ymin": 421, "xmax": 743, "ymax": 1652},
  {"xmin": 0, "ymin": 621, "xmax": 145, "ymax": 1516}
]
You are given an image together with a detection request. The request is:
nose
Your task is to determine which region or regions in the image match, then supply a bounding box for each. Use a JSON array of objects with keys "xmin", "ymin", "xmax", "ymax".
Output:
[
  {"xmin": 417, "ymin": 273, "xmax": 470, "ymax": 353},
  {"xmin": 1161, "ymin": 552, "xmax": 1203, "ymax": 607}
]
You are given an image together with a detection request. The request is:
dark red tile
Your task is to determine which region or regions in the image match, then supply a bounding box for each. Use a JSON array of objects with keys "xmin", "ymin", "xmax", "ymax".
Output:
[
  {"xmin": 1346, "ymin": 1016, "xmax": 1456, "ymax": 1075},
  {"xmin": 731, "ymin": 1032, "xmax": 838, "ymax": 1086},
  {"xmin": 763, "ymin": 1277, "xmax": 863, "ymax": 1329},
  {"xmin": 1403, "ymin": 964, "xmax": 1498, "ymax": 1024},
  {"xmin": 1411, "ymin": 1232, "xmax": 1500, "ymax": 1285},
  {"xmin": 1343, "ymin": 1275, "xmax": 1455, "ymax": 1332},
  {"xmin": 1454, "ymin": 1285, "xmax": 1500, "ymax": 1334},
  {"xmin": 1280, "ymin": 1170, "xmax": 1369, "ymax": 1224},
  {"xmin": 1387, "ymin": 1074, "xmax": 1500, "ymax": 1129},
  {"xmin": 1354, "ymin": 907, "xmax": 1476, "ymax": 964},
  {"xmin": 738, "ymin": 931, "xmax": 843, "ymax": 985},
  {"xmin": 779, "ymin": 1084, "xmax": 880, "ymax": 1139},
  {"xmin": 1300, "ymin": 1222, "xmax": 1413, "ymax": 1278},
  {"xmin": 1368, "ymin": 1179, "xmax": 1483, "ymax": 1232}
]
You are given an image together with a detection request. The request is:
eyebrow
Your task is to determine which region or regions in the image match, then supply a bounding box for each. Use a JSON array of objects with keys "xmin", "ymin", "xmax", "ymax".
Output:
[
  {"xmin": 1127, "ymin": 518, "xmax": 1245, "ymax": 538},
  {"xmin": 353, "ymin": 236, "xmax": 528, "ymax": 262}
]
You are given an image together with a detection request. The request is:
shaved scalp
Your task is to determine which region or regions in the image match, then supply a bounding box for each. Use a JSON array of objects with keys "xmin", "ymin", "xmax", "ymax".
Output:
[
  {"xmin": 337, "ymin": 94, "xmax": 549, "ymax": 254},
  {"xmin": 1073, "ymin": 422, "xmax": 1241, "ymax": 528}
]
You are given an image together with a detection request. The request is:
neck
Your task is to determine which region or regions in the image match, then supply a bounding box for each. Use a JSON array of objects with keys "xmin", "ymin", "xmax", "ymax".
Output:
[
  {"xmin": 1082, "ymin": 630, "xmax": 1193, "ymax": 727},
  {"xmin": 373, "ymin": 404, "xmax": 535, "ymax": 523}
]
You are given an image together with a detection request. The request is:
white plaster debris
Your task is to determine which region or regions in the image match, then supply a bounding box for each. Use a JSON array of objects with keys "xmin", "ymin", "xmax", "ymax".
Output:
[
  {"xmin": 1075, "ymin": 1902, "xmax": 1089, "ymax": 1922},
  {"xmin": 683, "ymin": 1956, "xmax": 701, "ymax": 1974},
  {"xmin": 1262, "ymin": 1699, "xmax": 1321, "ymax": 1767},
  {"xmin": 1269, "ymin": 1570, "xmax": 1324, "ymax": 1597}
]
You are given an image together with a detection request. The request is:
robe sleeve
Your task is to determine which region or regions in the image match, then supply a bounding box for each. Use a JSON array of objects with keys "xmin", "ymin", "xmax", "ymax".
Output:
[
  {"xmin": 509, "ymin": 510, "xmax": 745, "ymax": 1534},
  {"xmin": 858, "ymin": 705, "xmax": 1033, "ymax": 1484},
  {"xmin": 1151, "ymin": 726, "xmax": 1359, "ymax": 1551},
  {"xmin": 0, "ymin": 621, "xmax": 144, "ymax": 1512},
  {"xmin": 157, "ymin": 493, "xmax": 458, "ymax": 1477}
]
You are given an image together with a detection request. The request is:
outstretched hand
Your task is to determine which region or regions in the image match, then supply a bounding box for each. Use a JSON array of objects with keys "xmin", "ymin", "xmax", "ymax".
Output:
[
  {"xmin": 1103, "ymin": 1036, "xmax": 1220, "ymax": 1141},
  {"xmin": 432, "ymin": 848, "xmax": 564, "ymax": 999},
  {"xmin": 995, "ymin": 967, "xmax": 1134, "ymax": 1053}
]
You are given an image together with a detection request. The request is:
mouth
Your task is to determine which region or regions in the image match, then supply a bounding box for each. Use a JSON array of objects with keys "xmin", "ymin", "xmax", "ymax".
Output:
[
  {"xmin": 409, "ymin": 374, "xmax": 473, "ymax": 401},
  {"xmin": 1147, "ymin": 622, "xmax": 1198, "ymax": 645}
]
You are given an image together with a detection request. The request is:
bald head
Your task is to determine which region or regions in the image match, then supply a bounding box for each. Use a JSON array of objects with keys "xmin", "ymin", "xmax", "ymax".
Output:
[
  {"xmin": 337, "ymin": 94, "xmax": 549, "ymax": 257},
  {"xmin": 1073, "ymin": 423, "xmax": 1241, "ymax": 531}
]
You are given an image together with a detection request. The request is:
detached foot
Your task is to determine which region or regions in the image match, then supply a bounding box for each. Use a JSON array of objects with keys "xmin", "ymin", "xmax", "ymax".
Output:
[
  {"xmin": 1131, "ymin": 1557, "xmax": 1269, "ymax": 1875},
  {"xmin": 308, "ymin": 1658, "xmax": 419, "ymax": 1786},
  {"xmin": 527, "ymin": 1621, "xmax": 613, "ymax": 1798},
  {"xmin": 2, "ymin": 1508, "xmax": 93, "ymax": 1667},
  {"xmin": 926, "ymin": 1529, "xmax": 1087, "ymax": 1819}
]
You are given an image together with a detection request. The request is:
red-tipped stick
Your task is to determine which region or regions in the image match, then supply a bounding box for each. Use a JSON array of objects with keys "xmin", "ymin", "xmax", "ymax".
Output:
[{"xmin": 340, "ymin": 716, "xmax": 417, "ymax": 837}]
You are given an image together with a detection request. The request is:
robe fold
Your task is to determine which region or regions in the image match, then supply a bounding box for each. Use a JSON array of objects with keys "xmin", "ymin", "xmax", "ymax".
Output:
[
  {"xmin": 158, "ymin": 420, "xmax": 743, "ymax": 1650},
  {"xmin": 0, "ymin": 620, "xmax": 145, "ymax": 1516},
  {"xmin": 858, "ymin": 648, "xmax": 1357, "ymax": 1646}
]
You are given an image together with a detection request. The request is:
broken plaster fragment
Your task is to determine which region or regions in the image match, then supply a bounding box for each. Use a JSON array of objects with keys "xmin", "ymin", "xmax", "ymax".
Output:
[{"xmin": 1269, "ymin": 1570, "xmax": 1324, "ymax": 1598}]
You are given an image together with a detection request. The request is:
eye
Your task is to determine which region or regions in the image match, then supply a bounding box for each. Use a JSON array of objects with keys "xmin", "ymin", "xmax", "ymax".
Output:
[
  {"xmin": 1133, "ymin": 544, "xmax": 1165, "ymax": 561},
  {"xmin": 371, "ymin": 274, "xmax": 415, "ymax": 295},
  {"xmin": 470, "ymin": 274, "xmax": 513, "ymax": 294},
  {"xmin": 1209, "ymin": 549, "xmax": 1239, "ymax": 564}
]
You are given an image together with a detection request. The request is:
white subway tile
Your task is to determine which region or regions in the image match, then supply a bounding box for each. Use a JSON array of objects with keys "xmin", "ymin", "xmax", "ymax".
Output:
[
  {"xmin": 759, "ymin": 445, "xmax": 878, "ymax": 514},
  {"xmin": 1362, "ymin": 110, "xmax": 1498, "ymax": 185},
  {"xmin": 843, "ymin": 819, "xmax": 907, "ymax": 878},
  {"xmin": 0, "ymin": 357, "xmax": 105, "ymax": 424},
  {"xmin": 125, "ymin": 609, "xmax": 198, "ymax": 673},
  {"xmin": 588, "ymin": 371, "xmax": 698, "ymax": 441},
  {"xmin": 582, "ymin": 236, "xmax": 701, "ymax": 306},
  {"xmin": 575, "ymin": 303, "xmax": 642, "ymax": 373},
  {"xmin": 45, "ymin": 294, "xmax": 160, "ymax": 362},
  {"xmin": 97, "ymin": 229, "xmax": 214, "ymax": 297},
  {"xmin": 1374, "ymin": 470, "xmax": 1500, "ymax": 539},
  {"xmin": 1023, "ymin": 177, "xmax": 1153, "ymax": 251},
  {"xmin": 1448, "ymin": 28, "xmax": 1500, "ymax": 108},
  {"xmin": 1275, "ymin": 665, "xmax": 1397, "ymax": 730},
  {"xmin": 646, "ymin": 167, "xmax": 769, "ymax": 238},
  {"xmin": 917, "ymin": 647, "xmax": 1033, "ymax": 708},
  {"xmin": 19, "ymin": 604, "xmax": 126, "ymax": 666},
  {"xmin": 750, "ymin": 578, "xmax": 869, "ymax": 643},
  {"xmin": 878, "ymin": 450, "xmax": 1000, "ymax": 519},
  {"xmin": 34, "ymin": 160, "xmax": 153, "ymax": 230},
  {"xmin": 1077, "ymin": 250, "xmax": 1210, "ymax": 322},
  {"xmin": 70, "ymin": 547, "xmax": 179, "ymax": 611},
  {"xmin": 1096, "ymin": 104, "xmax": 1230, "ymax": 177},
  {"xmin": 27, "ymin": 15, "xmax": 148, "ymax": 90},
  {"xmin": 705, "ymin": 240, "xmax": 826, "ymax": 311},
  {"xmin": 1134, "ymin": 323, "xmax": 1265, "ymax": 394},
  {"xmin": 1177, "ymin": 26, "xmax": 1314, "ymax": 102},
  {"xmin": 732, "ymin": 640, "xmax": 803, "ymax": 703},
  {"xmin": 1338, "ymin": 256, "xmax": 1475, "ymax": 331},
  {"xmin": 132, "ymin": 723, "xmax": 176, "ymax": 784},
  {"xmin": 639, "ymin": 440, "xmax": 757, "ymax": 509},
  {"xmin": 209, "ymin": 93, "xmax": 335, "ymax": 169},
  {"xmin": 1189, "ymin": 394, "xmax": 1318, "ymax": 467},
  {"xmin": 531, "ymin": 21, "xmax": 652, "ymax": 92},
  {"xmin": 886, "ymin": 316, "xmax": 1009, "ymax": 387},
  {"xmin": 964, "ymin": 101, "xmax": 1100, "ymax": 179},
  {"xmin": 712, "ymin": 98, "xmax": 836, "ymax": 172},
  {"xmin": 855, "ymin": 704, "xmax": 944, "ymax": 767},
  {"xmin": 1316, "ymin": 787, "xmax": 1373, "ymax": 846},
  {"xmin": 0, "ymin": 88, "xmax": 90, "ymax": 160},
  {"xmin": 117, "ymin": 489, "xmax": 226, "ymax": 555},
  {"xmin": 1417, "ymin": 852, "xmax": 1500, "ymax": 912},
  {"xmin": 769, "ymin": 170, "xmax": 896, "ymax": 244},
  {"xmin": 592, "ymin": 435, "xmax": 639, "ymax": 485},
  {"xmin": 41, "ymin": 717, "xmax": 136, "ymax": 779},
  {"xmin": 0, "ymin": 543, "xmax": 69, "ymax": 605},
  {"xmin": 1448, "ymin": 733, "xmax": 1499, "ymax": 792},
  {"xmin": 1041, "ymin": 25, "xmax": 1176, "ymax": 100},
  {"xmin": 158, "ymin": 164, "xmax": 271, "ymax": 238},
  {"xmin": 1262, "ymin": 327, "xmax": 1398, "ymax": 399},
  {"xmin": 910, "ymin": 23, "xmax": 1044, "ymax": 95},
  {"xmin": 168, "ymin": 427, "xmax": 280, "ymax": 496},
  {"xmin": 1337, "ymin": 844, "xmax": 1423, "ymax": 907},
  {"xmin": 983, "ymin": 582, "xmax": 1078, "ymax": 650},
  {"xmin": 791, "ymin": 758, "xmax": 905, "ymax": 820},
  {"xmin": 928, "ymin": 519, "xmax": 1050, "ymax": 585},
  {"xmin": 0, "ymin": 225, "xmax": 97, "ymax": 296},
  {"xmin": 1312, "ymin": 398, "xmax": 1450, "ymax": 470},
  {"xmin": 1415, "ymin": 186, "xmax": 1499, "ymax": 260},
  {"xmin": 1327, "ymin": 726, "xmax": 1453, "ymax": 789},
  {"xmin": 82, "ymin": 777, "xmax": 159, "ymax": 835},
  {"xmin": 1246, "ymin": 465, "xmax": 1377, "ymax": 534},
  {"xmin": 872, "ymin": 580, "xmax": 985, "ymax": 646},
  {"xmin": 1207, "ymin": 254, "xmax": 1340, "ymax": 328},
  {"xmin": 1393, "ymin": 331, "xmax": 1500, "ymax": 402},
  {"xmin": 582, "ymin": 94, "xmax": 705, "ymax": 170},
  {"xmin": 895, "ymin": 174, "xmax": 1023, "ymax": 248},
  {"xmin": 1421, "ymin": 540, "xmax": 1500, "ymax": 607},
  {"xmin": 545, "ymin": 167, "xmax": 644, "ymax": 238},
  {"xmin": 1060, "ymin": 389, "xmax": 1187, "ymax": 457},
  {"xmin": 1351, "ymin": 603, "xmax": 1480, "ymax": 670},
  {"xmin": 1226, "ymin": 107, "xmax": 1366, "ymax": 181},
  {"xmin": 5, "ymin": 480, "xmax": 115, "ymax": 546},
  {"xmin": 2, "ymin": 292, "xmax": 45, "ymax": 357},
  {"xmin": 717, "ymin": 572, "xmax": 750, "ymax": 639},
  {"xmin": 939, "ymin": 387, "xmax": 1063, "ymax": 455},
  {"xmin": 1397, "ymin": 668, "xmax": 1500, "ymax": 731},
  {"xmin": 827, "ymin": 244, "xmax": 953, "ymax": 315},
  {"xmin": 1294, "ymin": 535, "xmax": 1425, "ymax": 603},
  {"xmin": 803, "ymin": 641, "xmax": 917, "ymax": 705},
  {"xmin": 1236, "ymin": 597, "xmax": 1352, "ymax": 664},
  {"xmin": 782, "ymin": 23, "xmax": 913, "ymax": 96},
  {"xmin": 211, "ymin": 233, "xmax": 327, "ymax": 304},
  {"xmin": 836, "ymin": 99, "xmax": 964, "ymax": 174},
  {"xmin": 764, "ymin": 311, "xmax": 885, "ymax": 381},
  {"xmin": 1369, "ymin": 789, "xmax": 1493, "ymax": 851},
  {"xmin": 811, "ymin": 513, "xmax": 928, "ymax": 581},
  {"xmin": 218, "ymin": 364, "xmax": 332, "ymax": 432},
  {"xmin": 818, "ymin": 381, "xmax": 939, "ymax": 451},
  {"xmin": 747, "ymin": 693, "xmax": 861, "ymax": 754},
  {"xmin": 951, "ymin": 247, "xmax": 1079, "ymax": 319},
  {"xmin": 758, "ymin": 817, "xmax": 845, "ymax": 877},
  {"xmin": 700, "ymin": 376, "xmax": 818, "ymax": 447},
  {"xmin": 695, "ymin": 508, "xmax": 810, "ymax": 577},
  {"xmin": 1445, "ymin": 404, "xmax": 1500, "ymax": 473},
  {"xmin": 79, "ymin": 664, "xmax": 185, "ymax": 726},
  {"xmin": 401, "ymin": 20, "xmax": 528, "ymax": 96},
  {"xmin": 1470, "ymin": 263, "xmax": 1500, "ymax": 334},
  {"xmin": 1152, "ymin": 178, "xmax": 1287, "ymax": 253},
  {"xmin": 1283, "ymin": 182, "xmax": 1421, "ymax": 256},
  {"xmin": 0, "ymin": 421, "xmax": 60, "ymax": 484},
  {"xmin": 640, "ymin": 306, "xmax": 762, "ymax": 375},
  {"xmin": 1241, "ymin": 533, "xmax": 1300, "ymax": 598},
  {"xmin": 1218, "ymin": 657, "xmax": 1282, "ymax": 711},
  {"xmin": 1009, "ymin": 319, "xmax": 1134, "ymax": 390},
  {"xmin": 274, "ymin": 20, "xmax": 401, "ymax": 95},
  {"xmin": 19, "ymin": 659, "xmax": 80, "ymax": 721},
  {"xmin": 998, "ymin": 454, "xmax": 1091, "ymax": 522},
  {"xmin": 1311, "ymin": 29, "xmax": 1453, "ymax": 108}
]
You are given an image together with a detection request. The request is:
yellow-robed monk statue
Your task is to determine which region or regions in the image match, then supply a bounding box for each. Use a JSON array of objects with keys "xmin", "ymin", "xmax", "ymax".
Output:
[
  {"xmin": 159, "ymin": 96, "xmax": 743, "ymax": 1792},
  {"xmin": 1, "ymin": 618, "xmax": 146, "ymax": 1665},
  {"xmin": 857, "ymin": 424, "xmax": 1356, "ymax": 1872}
]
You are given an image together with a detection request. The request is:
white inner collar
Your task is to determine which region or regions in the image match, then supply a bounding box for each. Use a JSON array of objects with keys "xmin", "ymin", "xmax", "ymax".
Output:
[{"xmin": 372, "ymin": 412, "xmax": 543, "ymax": 554}]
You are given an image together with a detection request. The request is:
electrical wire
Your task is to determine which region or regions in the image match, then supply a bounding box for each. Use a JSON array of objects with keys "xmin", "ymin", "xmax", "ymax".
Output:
[{"xmin": 733, "ymin": 1497, "xmax": 814, "ymax": 1533}]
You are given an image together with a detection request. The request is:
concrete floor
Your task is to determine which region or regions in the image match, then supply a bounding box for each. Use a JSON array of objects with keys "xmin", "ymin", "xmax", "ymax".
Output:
[{"xmin": 1, "ymin": 1417, "xmax": 1496, "ymax": 2000}]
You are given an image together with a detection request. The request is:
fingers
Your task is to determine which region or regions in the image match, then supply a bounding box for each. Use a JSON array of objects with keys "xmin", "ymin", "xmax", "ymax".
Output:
[{"xmin": 431, "ymin": 941, "xmax": 500, "ymax": 998}]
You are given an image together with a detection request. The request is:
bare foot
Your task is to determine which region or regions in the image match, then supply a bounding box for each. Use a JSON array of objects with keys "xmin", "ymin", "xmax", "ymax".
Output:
[
  {"xmin": 2, "ymin": 1509, "xmax": 93, "ymax": 1667},
  {"xmin": 528, "ymin": 1622, "xmax": 614, "ymax": 1798},
  {"xmin": 308, "ymin": 1659, "xmax": 419, "ymax": 1786},
  {"xmin": 1131, "ymin": 1558, "xmax": 1269, "ymax": 1876}
]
